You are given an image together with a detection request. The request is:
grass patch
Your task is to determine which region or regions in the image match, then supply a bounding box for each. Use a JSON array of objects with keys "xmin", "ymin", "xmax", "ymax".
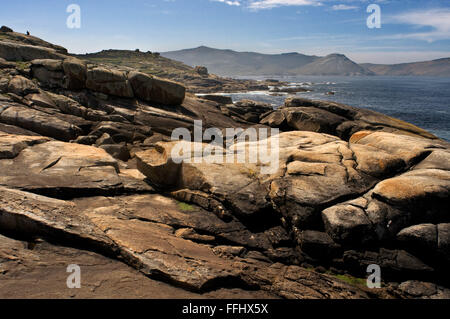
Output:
[
  {"xmin": 334, "ymin": 274, "xmax": 367, "ymax": 287},
  {"xmin": 15, "ymin": 61, "xmax": 29, "ymax": 70},
  {"xmin": 176, "ymin": 201, "xmax": 195, "ymax": 212}
]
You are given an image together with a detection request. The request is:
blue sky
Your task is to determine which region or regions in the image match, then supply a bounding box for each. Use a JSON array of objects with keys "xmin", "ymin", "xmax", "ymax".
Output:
[{"xmin": 1, "ymin": 0, "xmax": 449, "ymax": 63}]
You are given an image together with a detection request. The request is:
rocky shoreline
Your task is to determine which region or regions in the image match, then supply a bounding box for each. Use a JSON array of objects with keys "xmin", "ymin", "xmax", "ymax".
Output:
[{"xmin": 0, "ymin": 28, "xmax": 449, "ymax": 299}]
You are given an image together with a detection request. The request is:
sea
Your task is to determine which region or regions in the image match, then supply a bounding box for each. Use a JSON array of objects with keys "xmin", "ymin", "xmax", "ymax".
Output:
[{"xmin": 225, "ymin": 76, "xmax": 450, "ymax": 141}]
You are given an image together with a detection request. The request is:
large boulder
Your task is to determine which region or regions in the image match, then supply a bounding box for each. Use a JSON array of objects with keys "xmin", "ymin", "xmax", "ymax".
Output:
[
  {"xmin": 70, "ymin": 194, "xmax": 371, "ymax": 297},
  {"xmin": 0, "ymin": 41, "xmax": 66, "ymax": 61},
  {"xmin": 62, "ymin": 58, "xmax": 87, "ymax": 90},
  {"xmin": 0, "ymin": 133, "xmax": 151, "ymax": 197},
  {"xmin": 261, "ymin": 98, "xmax": 438, "ymax": 140},
  {"xmin": 7, "ymin": 75, "xmax": 39, "ymax": 96},
  {"xmin": 30, "ymin": 58, "xmax": 87, "ymax": 90},
  {"xmin": 200, "ymin": 94, "xmax": 232, "ymax": 105},
  {"xmin": 397, "ymin": 223, "xmax": 450, "ymax": 268},
  {"xmin": 398, "ymin": 281, "xmax": 450, "ymax": 299},
  {"xmin": 86, "ymin": 67, "xmax": 133, "ymax": 98},
  {"xmin": 30, "ymin": 59, "xmax": 64, "ymax": 88},
  {"xmin": 343, "ymin": 248, "xmax": 434, "ymax": 281},
  {"xmin": 128, "ymin": 71, "xmax": 186, "ymax": 106},
  {"xmin": 0, "ymin": 26, "xmax": 13, "ymax": 33},
  {"xmin": 194, "ymin": 66, "xmax": 208, "ymax": 76},
  {"xmin": 90, "ymin": 121, "xmax": 152, "ymax": 143},
  {"xmin": 135, "ymin": 131, "xmax": 378, "ymax": 229}
]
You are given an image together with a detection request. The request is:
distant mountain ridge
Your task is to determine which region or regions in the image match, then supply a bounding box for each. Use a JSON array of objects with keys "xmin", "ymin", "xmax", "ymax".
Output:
[
  {"xmin": 163, "ymin": 46, "xmax": 320, "ymax": 76},
  {"xmin": 162, "ymin": 46, "xmax": 450, "ymax": 77},
  {"xmin": 361, "ymin": 58, "xmax": 450, "ymax": 77}
]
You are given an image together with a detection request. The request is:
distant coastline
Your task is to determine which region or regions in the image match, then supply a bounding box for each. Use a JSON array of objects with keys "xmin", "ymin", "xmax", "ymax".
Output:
[{"xmin": 162, "ymin": 46, "xmax": 450, "ymax": 77}]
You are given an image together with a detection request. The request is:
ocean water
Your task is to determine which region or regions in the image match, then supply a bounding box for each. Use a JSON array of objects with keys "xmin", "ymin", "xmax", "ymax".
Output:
[{"xmin": 227, "ymin": 76, "xmax": 450, "ymax": 141}]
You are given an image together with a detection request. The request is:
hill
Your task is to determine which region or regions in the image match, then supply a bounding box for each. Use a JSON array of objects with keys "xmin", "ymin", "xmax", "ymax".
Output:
[
  {"xmin": 163, "ymin": 46, "xmax": 450, "ymax": 77},
  {"xmin": 76, "ymin": 49, "xmax": 276, "ymax": 93},
  {"xmin": 162, "ymin": 46, "xmax": 372, "ymax": 76},
  {"xmin": 162, "ymin": 46, "xmax": 319, "ymax": 76},
  {"xmin": 361, "ymin": 58, "xmax": 450, "ymax": 76},
  {"xmin": 295, "ymin": 53, "xmax": 373, "ymax": 76}
]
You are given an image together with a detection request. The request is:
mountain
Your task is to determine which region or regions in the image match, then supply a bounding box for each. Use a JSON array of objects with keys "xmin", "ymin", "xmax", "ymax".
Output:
[
  {"xmin": 295, "ymin": 53, "xmax": 373, "ymax": 76},
  {"xmin": 162, "ymin": 46, "xmax": 320, "ymax": 76},
  {"xmin": 361, "ymin": 58, "xmax": 450, "ymax": 76},
  {"xmin": 163, "ymin": 46, "xmax": 450, "ymax": 77}
]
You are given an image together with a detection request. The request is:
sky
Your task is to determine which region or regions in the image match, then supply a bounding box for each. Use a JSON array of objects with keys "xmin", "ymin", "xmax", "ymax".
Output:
[{"xmin": 1, "ymin": 0, "xmax": 449, "ymax": 64}]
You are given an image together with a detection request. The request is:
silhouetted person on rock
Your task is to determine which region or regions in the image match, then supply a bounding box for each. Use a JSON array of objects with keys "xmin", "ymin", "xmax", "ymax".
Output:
[{"xmin": 26, "ymin": 31, "xmax": 30, "ymax": 36}]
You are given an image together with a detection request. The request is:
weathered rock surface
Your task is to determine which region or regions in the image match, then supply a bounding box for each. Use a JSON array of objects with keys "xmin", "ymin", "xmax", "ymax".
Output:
[
  {"xmin": 134, "ymin": 128, "xmax": 449, "ymax": 289},
  {"xmin": 261, "ymin": 97, "xmax": 439, "ymax": 140},
  {"xmin": 0, "ymin": 233, "xmax": 277, "ymax": 299},
  {"xmin": 199, "ymin": 94, "xmax": 232, "ymax": 105},
  {"xmin": 0, "ymin": 103, "xmax": 83, "ymax": 141},
  {"xmin": 0, "ymin": 134, "xmax": 152, "ymax": 197},
  {"xmin": 221, "ymin": 99, "xmax": 273, "ymax": 123},
  {"xmin": 0, "ymin": 29, "xmax": 449, "ymax": 299},
  {"xmin": 0, "ymin": 187, "xmax": 114, "ymax": 252},
  {"xmin": 398, "ymin": 281, "xmax": 450, "ymax": 299},
  {"xmin": 0, "ymin": 41, "xmax": 66, "ymax": 61},
  {"xmin": 7, "ymin": 75, "xmax": 39, "ymax": 96},
  {"xmin": 128, "ymin": 71, "xmax": 186, "ymax": 105},
  {"xmin": 86, "ymin": 67, "xmax": 134, "ymax": 98}
]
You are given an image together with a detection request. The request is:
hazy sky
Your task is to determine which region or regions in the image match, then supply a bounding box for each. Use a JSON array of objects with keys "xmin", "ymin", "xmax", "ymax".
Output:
[{"xmin": 1, "ymin": 0, "xmax": 449, "ymax": 64}]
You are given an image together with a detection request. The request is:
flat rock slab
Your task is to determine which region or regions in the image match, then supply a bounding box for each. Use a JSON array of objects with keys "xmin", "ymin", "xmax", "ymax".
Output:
[
  {"xmin": 0, "ymin": 135, "xmax": 152, "ymax": 197},
  {"xmin": 74, "ymin": 194, "xmax": 272, "ymax": 251},
  {"xmin": 0, "ymin": 187, "xmax": 114, "ymax": 253},
  {"xmin": 0, "ymin": 234, "xmax": 277, "ymax": 299},
  {"xmin": 72, "ymin": 194, "xmax": 373, "ymax": 297},
  {"xmin": 0, "ymin": 104, "xmax": 83, "ymax": 141},
  {"xmin": 0, "ymin": 132, "xmax": 49, "ymax": 159}
]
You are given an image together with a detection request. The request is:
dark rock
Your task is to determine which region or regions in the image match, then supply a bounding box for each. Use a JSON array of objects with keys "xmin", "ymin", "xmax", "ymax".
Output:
[
  {"xmin": 7, "ymin": 75, "xmax": 39, "ymax": 96},
  {"xmin": 86, "ymin": 67, "xmax": 133, "ymax": 98},
  {"xmin": 397, "ymin": 223, "xmax": 450, "ymax": 270},
  {"xmin": 0, "ymin": 57, "xmax": 15, "ymax": 69},
  {"xmin": 398, "ymin": 281, "xmax": 450, "ymax": 299},
  {"xmin": 0, "ymin": 104, "xmax": 82, "ymax": 141},
  {"xmin": 194, "ymin": 66, "xmax": 208, "ymax": 76},
  {"xmin": 90, "ymin": 121, "xmax": 151, "ymax": 143},
  {"xmin": 128, "ymin": 71, "xmax": 186, "ymax": 105},
  {"xmin": 0, "ymin": 26, "xmax": 13, "ymax": 33},
  {"xmin": 62, "ymin": 58, "xmax": 87, "ymax": 90},
  {"xmin": 200, "ymin": 94, "xmax": 233, "ymax": 105},
  {"xmin": 343, "ymin": 249, "xmax": 434, "ymax": 281},
  {"xmin": 270, "ymin": 86, "xmax": 309, "ymax": 93},
  {"xmin": 221, "ymin": 99, "xmax": 272, "ymax": 123},
  {"xmin": 0, "ymin": 41, "xmax": 66, "ymax": 61},
  {"xmin": 71, "ymin": 135, "xmax": 97, "ymax": 145},
  {"xmin": 95, "ymin": 132, "xmax": 115, "ymax": 146},
  {"xmin": 100, "ymin": 144, "xmax": 130, "ymax": 161},
  {"xmin": 299, "ymin": 230, "xmax": 341, "ymax": 260},
  {"xmin": 260, "ymin": 97, "xmax": 438, "ymax": 141}
]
